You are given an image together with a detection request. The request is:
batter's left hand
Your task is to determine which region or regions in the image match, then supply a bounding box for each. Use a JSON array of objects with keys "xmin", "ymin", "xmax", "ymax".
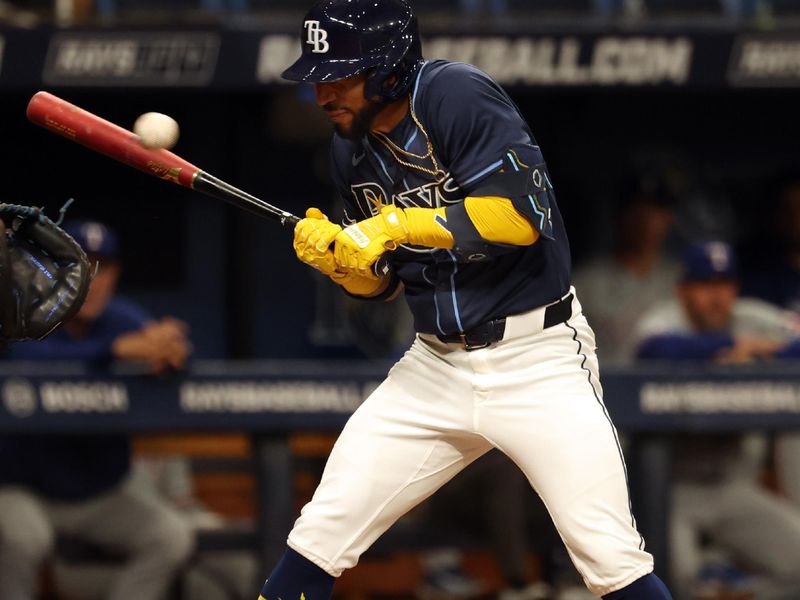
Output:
[{"xmin": 334, "ymin": 205, "xmax": 409, "ymax": 273}]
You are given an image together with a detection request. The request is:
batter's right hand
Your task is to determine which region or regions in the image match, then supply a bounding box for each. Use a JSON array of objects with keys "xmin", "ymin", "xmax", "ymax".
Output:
[{"xmin": 293, "ymin": 207, "xmax": 343, "ymax": 275}]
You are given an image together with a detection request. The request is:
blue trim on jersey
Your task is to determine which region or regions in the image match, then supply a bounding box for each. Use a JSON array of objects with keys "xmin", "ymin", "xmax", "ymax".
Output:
[
  {"xmin": 411, "ymin": 61, "xmax": 430, "ymax": 112},
  {"xmin": 404, "ymin": 129, "xmax": 418, "ymax": 150},
  {"xmin": 364, "ymin": 138, "xmax": 393, "ymax": 184},
  {"xmin": 446, "ymin": 250, "xmax": 464, "ymax": 332},
  {"xmin": 422, "ymin": 264, "xmax": 446, "ymax": 335},
  {"xmin": 462, "ymin": 160, "xmax": 504, "ymax": 188},
  {"xmin": 528, "ymin": 198, "xmax": 546, "ymax": 232},
  {"xmin": 507, "ymin": 152, "xmax": 546, "ymax": 232}
]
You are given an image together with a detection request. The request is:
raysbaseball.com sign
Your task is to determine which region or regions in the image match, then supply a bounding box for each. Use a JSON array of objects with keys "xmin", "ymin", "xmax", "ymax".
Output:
[{"xmin": 258, "ymin": 33, "xmax": 692, "ymax": 87}]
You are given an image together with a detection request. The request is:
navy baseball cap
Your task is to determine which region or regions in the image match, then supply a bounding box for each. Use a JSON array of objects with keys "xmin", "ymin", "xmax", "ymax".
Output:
[
  {"xmin": 63, "ymin": 220, "xmax": 120, "ymax": 260},
  {"xmin": 680, "ymin": 241, "xmax": 738, "ymax": 282}
]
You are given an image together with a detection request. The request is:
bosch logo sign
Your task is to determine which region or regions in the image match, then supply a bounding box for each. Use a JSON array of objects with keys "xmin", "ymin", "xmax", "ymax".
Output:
[{"xmin": 2, "ymin": 378, "xmax": 37, "ymax": 418}]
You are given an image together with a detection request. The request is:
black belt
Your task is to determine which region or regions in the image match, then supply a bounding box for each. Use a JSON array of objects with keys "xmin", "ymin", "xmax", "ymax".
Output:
[{"xmin": 436, "ymin": 293, "xmax": 574, "ymax": 351}]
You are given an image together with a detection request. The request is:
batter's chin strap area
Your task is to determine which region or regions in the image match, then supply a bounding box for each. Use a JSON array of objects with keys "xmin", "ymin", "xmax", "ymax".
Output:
[{"xmin": 0, "ymin": 219, "xmax": 14, "ymax": 348}]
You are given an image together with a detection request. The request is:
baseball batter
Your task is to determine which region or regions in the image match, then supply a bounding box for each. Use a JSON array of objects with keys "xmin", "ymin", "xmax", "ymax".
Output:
[{"xmin": 260, "ymin": 1, "xmax": 673, "ymax": 599}]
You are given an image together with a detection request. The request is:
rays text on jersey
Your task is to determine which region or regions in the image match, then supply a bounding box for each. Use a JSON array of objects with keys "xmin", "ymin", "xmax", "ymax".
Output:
[{"xmin": 350, "ymin": 176, "xmax": 462, "ymax": 218}]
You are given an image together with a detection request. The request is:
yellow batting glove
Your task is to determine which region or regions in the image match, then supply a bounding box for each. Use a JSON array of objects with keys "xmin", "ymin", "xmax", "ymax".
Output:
[
  {"xmin": 331, "ymin": 270, "xmax": 388, "ymax": 297},
  {"xmin": 293, "ymin": 207, "xmax": 342, "ymax": 275},
  {"xmin": 334, "ymin": 205, "xmax": 408, "ymax": 274}
]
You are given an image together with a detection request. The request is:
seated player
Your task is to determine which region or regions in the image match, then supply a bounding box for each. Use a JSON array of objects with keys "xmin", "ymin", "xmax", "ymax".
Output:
[
  {"xmin": 0, "ymin": 219, "xmax": 194, "ymax": 600},
  {"xmin": 635, "ymin": 240, "xmax": 800, "ymax": 599}
]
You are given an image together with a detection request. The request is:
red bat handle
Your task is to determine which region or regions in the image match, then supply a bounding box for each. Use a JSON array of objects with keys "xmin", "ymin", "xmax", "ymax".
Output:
[{"xmin": 26, "ymin": 91, "xmax": 200, "ymax": 189}]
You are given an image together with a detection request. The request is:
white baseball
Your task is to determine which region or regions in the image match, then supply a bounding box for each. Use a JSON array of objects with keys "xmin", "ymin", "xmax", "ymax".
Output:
[{"xmin": 133, "ymin": 112, "xmax": 180, "ymax": 149}]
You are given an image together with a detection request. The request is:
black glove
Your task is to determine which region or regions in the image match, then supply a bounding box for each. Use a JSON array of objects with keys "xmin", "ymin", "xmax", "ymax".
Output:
[{"xmin": 0, "ymin": 204, "xmax": 91, "ymax": 345}]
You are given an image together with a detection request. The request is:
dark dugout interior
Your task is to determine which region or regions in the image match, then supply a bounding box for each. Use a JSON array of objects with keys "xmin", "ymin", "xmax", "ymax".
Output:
[{"xmin": 2, "ymin": 85, "xmax": 797, "ymax": 358}]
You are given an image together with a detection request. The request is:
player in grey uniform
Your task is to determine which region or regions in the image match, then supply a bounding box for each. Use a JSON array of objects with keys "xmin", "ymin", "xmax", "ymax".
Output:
[
  {"xmin": 635, "ymin": 241, "xmax": 800, "ymax": 362},
  {"xmin": 259, "ymin": 1, "xmax": 673, "ymax": 599},
  {"xmin": 635, "ymin": 240, "xmax": 800, "ymax": 600},
  {"xmin": 573, "ymin": 173, "xmax": 679, "ymax": 365}
]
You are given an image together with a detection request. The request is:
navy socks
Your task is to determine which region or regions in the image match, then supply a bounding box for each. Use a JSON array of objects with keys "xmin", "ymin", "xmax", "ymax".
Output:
[
  {"xmin": 259, "ymin": 548, "xmax": 336, "ymax": 600},
  {"xmin": 603, "ymin": 573, "xmax": 673, "ymax": 599},
  {"xmin": 259, "ymin": 549, "xmax": 670, "ymax": 600}
]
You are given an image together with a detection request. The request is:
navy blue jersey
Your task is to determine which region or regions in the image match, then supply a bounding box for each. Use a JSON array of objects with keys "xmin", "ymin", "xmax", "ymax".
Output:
[
  {"xmin": 0, "ymin": 297, "xmax": 151, "ymax": 500},
  {"xmin": 330, "ymin": 60, "xmax": 571, "ymax": 335}
]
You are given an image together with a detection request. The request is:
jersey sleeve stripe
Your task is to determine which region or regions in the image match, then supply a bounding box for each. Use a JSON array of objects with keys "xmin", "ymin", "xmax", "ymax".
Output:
[{"xmin": 461, "ymin": 159, "xmax": 504, "ymax": 188}]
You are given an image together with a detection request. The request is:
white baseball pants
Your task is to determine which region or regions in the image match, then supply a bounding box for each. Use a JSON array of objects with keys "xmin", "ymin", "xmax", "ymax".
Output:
[{"xmin": 288, "ymin": 289, "xmax": 654, "ymax": 596}]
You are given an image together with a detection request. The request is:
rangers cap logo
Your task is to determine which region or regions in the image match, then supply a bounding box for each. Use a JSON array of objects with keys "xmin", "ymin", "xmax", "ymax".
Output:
[{"xmin": 304, "ymin": 20, "xmax": 330, "ymax": 54}]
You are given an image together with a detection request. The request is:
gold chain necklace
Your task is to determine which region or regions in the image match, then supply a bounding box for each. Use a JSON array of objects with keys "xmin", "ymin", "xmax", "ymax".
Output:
[{"xmin": 370, "ymin": 97, "xmax": 447, "ymax": 182}]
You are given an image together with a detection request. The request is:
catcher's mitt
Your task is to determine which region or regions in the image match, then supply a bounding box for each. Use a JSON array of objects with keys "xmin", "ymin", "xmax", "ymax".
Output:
[{"xmin": 0, "ymin": 204, "xmax": 91, "ymax": 345}]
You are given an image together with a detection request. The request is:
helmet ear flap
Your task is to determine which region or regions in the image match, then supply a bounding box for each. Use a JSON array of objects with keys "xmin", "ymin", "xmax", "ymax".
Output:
[
  {"xmin": 364, "ymin": 64, "xmax": 397, "ymax": 102},
  {"xmin": 364, "ymin": 33, "xmax": 422, "ymax": 103}
]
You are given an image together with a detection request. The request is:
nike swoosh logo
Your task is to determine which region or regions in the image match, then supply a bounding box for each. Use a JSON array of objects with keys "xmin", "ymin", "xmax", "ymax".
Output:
[{"xmin": 352, "ymin": 152, "xmax": 365, "ymax": 167}]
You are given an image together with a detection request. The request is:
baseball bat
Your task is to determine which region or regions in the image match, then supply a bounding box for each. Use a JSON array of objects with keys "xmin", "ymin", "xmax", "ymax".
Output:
[
  {"xmin": 25, "ymin": 91, "xmax": 391, "ymax": 277},
  {"xmin": 25, "ymin": 91, "xmax": 300, "ymax": 227}
]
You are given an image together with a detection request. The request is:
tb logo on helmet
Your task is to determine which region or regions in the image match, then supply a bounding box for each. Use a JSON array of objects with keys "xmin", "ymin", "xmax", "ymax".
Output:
[{"xmin": 304, "ymin": 20, "xmax": 329, "ymax": 53}]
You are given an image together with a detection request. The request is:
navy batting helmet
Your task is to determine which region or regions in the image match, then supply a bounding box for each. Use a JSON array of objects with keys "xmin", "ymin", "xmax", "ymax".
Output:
[{"xmin": 282, "ymin": 0, "xmax": 424, "ymax": 103}]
